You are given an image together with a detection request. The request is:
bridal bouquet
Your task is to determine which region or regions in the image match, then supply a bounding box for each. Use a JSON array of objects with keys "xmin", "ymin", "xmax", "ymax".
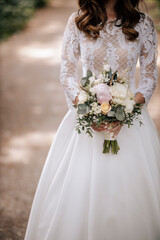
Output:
[{"xmin": 74, "ymin": 64, "xmax": 143, "ymax": 154}]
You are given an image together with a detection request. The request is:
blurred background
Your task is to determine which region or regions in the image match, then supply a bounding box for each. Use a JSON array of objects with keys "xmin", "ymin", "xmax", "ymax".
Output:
[{"xmin": 0, "ymin": 0, "xmax": 159, "ymax": 239}]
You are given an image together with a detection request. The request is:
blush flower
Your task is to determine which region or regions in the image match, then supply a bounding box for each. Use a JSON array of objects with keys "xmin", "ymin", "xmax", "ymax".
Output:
[
  {"xmin": 101, "ymin": 102, "xmax": 111, "ymax": 115},
  {"xmin": 93, "ymin": 83, "xmax": 112, "ymax": 104}
]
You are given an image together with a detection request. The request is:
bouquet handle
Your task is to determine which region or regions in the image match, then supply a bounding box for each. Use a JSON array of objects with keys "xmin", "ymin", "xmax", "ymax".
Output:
[{"xmin": 103, "ymin": 131, "xmax": 120, "ymax": 154}]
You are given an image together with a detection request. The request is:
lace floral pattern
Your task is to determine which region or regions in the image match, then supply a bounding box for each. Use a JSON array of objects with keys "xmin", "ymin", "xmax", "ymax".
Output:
[{"xmin": 60, "ymin": 12, "xmax": 158, "ymax": 108}]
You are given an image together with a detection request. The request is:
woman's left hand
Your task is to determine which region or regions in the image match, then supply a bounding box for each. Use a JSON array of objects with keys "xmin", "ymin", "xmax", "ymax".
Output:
[
  {"xmin": 72, "ymin": 95, "xmax": 79, "ymax": 106},
  {"xmin": 105, "ymin": 121, "xmax": 123, "ymax": 137}
]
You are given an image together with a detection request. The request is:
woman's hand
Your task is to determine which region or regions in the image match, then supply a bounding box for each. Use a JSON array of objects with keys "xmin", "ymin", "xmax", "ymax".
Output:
[
  {"xmin": 105, "ymin": 121, "xmax": 123, "ymax": 137},
  {"xmin": 91, "ymin": 122, "xmax": 108, "ymax": 132},
  {"xmin": 134, "ymin": 92, "xmax": 145, "ymax": 104},
  {"xmin": 72, "ymin": 95, "xmax": 79, "ymax": 106},
  {"xmin": 92, "ymin": 121, "xmax": 123, "ymax": 137}
]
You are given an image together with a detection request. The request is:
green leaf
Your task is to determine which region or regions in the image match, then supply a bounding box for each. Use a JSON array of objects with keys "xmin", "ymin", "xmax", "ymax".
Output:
[
  {"xmin": 86, "ymin": 130, "xmax": 93, "ymax": 138},
  {"xmin": 77, "ymin": 104, "xmax": 90, "ymax": 114},
  {"xmin": 78, "ymin": 103, "xmax": 87, "ymax": 111},
  {"xmin": 87, "ymin": 70, "xmax": 92, "ymax": 78},
  {"xmin": 115, "ymin": 105, "xmax": 125, "ymax": 121},
  {"xmin": 135, "ymin": 103, "xmax": 141, "ymax": 107},
  {"xmin": 108, "ymin": 68, "xmax": 112, "ymax": 79},
  {"xmin": 81, "ymin": 77, "xmax": 89, "ymax": 87},
  {"xmin": 107, "ymin": 111, "xmax": 115, "ymax": 117},
  {"xmin": 113, "ymin": 72, "xmax": 117, "ymax": 81},
  {"xmin": 77, "ymin": 109, "xmax": 85, "ymax": 115}
]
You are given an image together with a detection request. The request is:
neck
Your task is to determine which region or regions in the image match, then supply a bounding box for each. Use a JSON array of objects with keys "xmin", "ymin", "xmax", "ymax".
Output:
[
  {"xmin": 105, "ymin": 0, "xmax": 117, "ymax": 9},
  {"xmin": 105, "ymin": 0, "xmax": 117, "ymax": 20}
]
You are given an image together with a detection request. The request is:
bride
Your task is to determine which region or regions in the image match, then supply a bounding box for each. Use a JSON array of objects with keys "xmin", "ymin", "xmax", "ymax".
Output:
[{"xmin": 24, "ymin": 0, "xmax": 160, "ymax": 239}]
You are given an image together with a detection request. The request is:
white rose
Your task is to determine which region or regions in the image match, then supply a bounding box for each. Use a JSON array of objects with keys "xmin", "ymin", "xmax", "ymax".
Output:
[
  {"xmin": 127, "ymin": 89, "xmax": 134, "ymax": 98},
  {"xmin": 78, "ymin": 90, "xmax": 88, "ymax": 103},
  {"xmin": 103, "ymin": 64, "xmax": 110, "ymax": 72},
  {"xmin": 91, "ymin": 107, "xmax": 96, "ymax": 114},
  {"xmin": 93, "ymin": 79, "xmax": 101, "ymax": 86},
  {"xmin": 91, "ymin": 102, "xmax": 97, "ymax": 107},
  {"xmin": 112, "ymin": 97, "xmax": 125, "ymax": 105},
  {"xmin": 92, "ymin": 105, "xmax": 101, "ymax": 114},
  {"xmin": 111, "ymin": 83, "xmax": 127, "ymax": 99},
  {"xmin": 125, "ymin": 100, "xmax": 135, "ymax": 113},
  {"xmin": 123, "ymin": 97, "xmax": 135, "ymax": 106},
  {"xmin": 89, "ymin": 87, "xmax": 96, "ymax": 95},
  {"xmin": 94, "ymin": 106, "xmax": 101, "ymax": 115}
]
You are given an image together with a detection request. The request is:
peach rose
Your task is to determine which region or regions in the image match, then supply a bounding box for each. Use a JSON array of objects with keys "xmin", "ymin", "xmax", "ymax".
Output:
[{"xmin": 101, "ymin": 101, "xmax": 111, "ymax": 115}]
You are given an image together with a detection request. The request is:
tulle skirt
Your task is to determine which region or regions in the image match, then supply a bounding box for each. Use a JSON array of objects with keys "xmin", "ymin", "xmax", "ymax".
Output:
[{"xmin": 24, "ymin": 106, "xmax": 160, "ymax": 240}]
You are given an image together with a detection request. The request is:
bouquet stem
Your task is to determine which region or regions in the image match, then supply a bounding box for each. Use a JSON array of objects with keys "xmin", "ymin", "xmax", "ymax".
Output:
[{"xmin": 103, "ymin": 139, "xmax": 120, "ymax": 154}]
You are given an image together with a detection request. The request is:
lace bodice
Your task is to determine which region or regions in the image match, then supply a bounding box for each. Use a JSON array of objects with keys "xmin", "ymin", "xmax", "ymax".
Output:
[{"xmin": 60, "ymin": 12, "xmax": 158, "ymax": 109}]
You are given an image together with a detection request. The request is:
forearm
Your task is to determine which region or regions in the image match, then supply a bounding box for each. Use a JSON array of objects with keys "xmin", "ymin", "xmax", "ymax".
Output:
[{"xmin": 134, "ymin": 92, "xmax": 145, "ymax": 104}]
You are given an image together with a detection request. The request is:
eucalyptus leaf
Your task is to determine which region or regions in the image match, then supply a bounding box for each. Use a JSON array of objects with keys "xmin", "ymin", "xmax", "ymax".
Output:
[
  {"xmin": 77, "ymin": 109, "xmax": 86, "ymax": 115},
  {"xmin": 78, "ymin": 103, "xmax": 87, "ymax": 111},
  {"xmin": 115, "ymin": 105, "xmax": 124, "ymax": 112},
  {"xmin": 115, "ymin": 105, "xmax": 125, "ymax": 121},
  {"xmin": 108, "ymin": 68, "xmax": 112, "ymax": 79},
  {"xmin": 78, "ymin": 104, "xmax": 90, "ymax": 114},
  {"xmin": 81, "ymin": 77, "xmax": 88, "ymax": 87},
  {"xmin": 87, "ymin": 70, "xmax": 92, "ymax": 78},
  {"xmin": 107, "ymin": 111, "xmax": 115, "ymax": 117},
  {"xmin": 113, "ymin": 72, "xmax": 117, "ymax": 81}
]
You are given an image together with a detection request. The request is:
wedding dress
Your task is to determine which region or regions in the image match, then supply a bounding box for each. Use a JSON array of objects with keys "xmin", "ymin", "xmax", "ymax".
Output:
[{"xmin": 24, "ymin": 12, "xmax": 160, "ymax": 240}]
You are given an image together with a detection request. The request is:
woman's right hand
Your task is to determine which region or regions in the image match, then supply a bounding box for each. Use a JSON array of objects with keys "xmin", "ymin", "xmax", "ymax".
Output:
[
  {"xmin": 91, "ymin": 122, "xmax": 108, "ymax": 132},
  {"xmin": 91, "ymin": 121, "xmax": 123, "ymax": 137}
]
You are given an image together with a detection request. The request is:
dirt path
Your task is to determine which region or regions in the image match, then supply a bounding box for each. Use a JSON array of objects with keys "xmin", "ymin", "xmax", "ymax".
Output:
[{"xmin": 0, "ymin": 1, "xmax": 160, "ymax": 239}]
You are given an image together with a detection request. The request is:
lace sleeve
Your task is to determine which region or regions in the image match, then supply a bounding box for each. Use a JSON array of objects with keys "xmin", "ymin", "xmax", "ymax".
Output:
[
  {"xmin": 136, "ymin": 14, "xmax": 158, "ymax": 106},
  {"xmin": 60, "ymin": 12, "xmax": 80, "ymax": 108}
]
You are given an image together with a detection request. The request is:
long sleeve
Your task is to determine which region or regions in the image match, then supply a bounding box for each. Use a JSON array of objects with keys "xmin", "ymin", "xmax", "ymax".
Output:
[
  {"xmin": 60, "ymin": 12, "xmax": 80, "ymax": 108},
  {"xmin": 136, "ymin": 14, "xmax": 158, "ymax": 106}
]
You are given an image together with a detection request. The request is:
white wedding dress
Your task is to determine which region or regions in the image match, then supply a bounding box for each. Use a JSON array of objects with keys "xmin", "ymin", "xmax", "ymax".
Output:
[{"xmin": 24, "ymin": 12, "xmax": 160, "ymax": 240}]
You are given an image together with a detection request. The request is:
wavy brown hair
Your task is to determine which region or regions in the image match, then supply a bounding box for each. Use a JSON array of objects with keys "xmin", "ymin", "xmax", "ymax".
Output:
[{"xmin": 75, "ymin": 0, "xmax": 145, "ymax": 41}]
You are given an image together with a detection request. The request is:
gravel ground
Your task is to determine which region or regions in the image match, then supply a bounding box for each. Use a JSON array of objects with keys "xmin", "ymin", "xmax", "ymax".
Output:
[{"xmin": 0, "ymin": 0, "xmax": 160, "ymax": 239}]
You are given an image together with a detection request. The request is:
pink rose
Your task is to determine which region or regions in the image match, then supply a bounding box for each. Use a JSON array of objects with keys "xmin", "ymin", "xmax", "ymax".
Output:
[{"xmin": 93, "ymin": 83, "xmax": 112, "ymax": 104}]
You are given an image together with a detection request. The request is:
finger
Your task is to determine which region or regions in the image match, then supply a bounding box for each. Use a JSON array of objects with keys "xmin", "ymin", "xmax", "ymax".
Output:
[
  {"xmin": 106, "ymin": 125, "xmax": 121, "ymax": 132},
  {"xmin": 91, "ymin": 125, "xmax": 106, "ymax": 132},
  {"xmin": 106, "ymin": 121, "xmax": 119, "ymax": 126},
  {"xmin": 105, "ymin": 122, "xmax": 120, "ymax": 129},
  {"xmin": 96, "ymin": 126, "xmax": 107, "ymax": 131},
  {"xmin": 113, "ymin": 129, "xmax": 120, "ymax": 137},
  {"xmin": 100, "ymin": 123, "xmax": 107, "ymax": 127},
  {"xmin": 113, "ymin": 126, "xmax": 122, "ymax": 137},
  {"xmin": 92, "ymin": 127, "xmax": 105, "ymax": 132},
  {"xmin": 94, "ymin": 125, "xmax": 106, "ymax": 130},
  {"xmin": 92, "ymin": 123, "xmax": 107, "ymax": 131},
  {"xmin": 93, "ymin": 122, "xmax": 106, "ymax": 127}
]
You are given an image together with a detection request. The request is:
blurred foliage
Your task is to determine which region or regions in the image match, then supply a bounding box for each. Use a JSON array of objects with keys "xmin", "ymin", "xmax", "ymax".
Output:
[
  {"xmin": 156, "ymin": 0, "xmax": 160, "ymax": 6},
  {"xmin": 0, "ymin": 0, "xmax": 49, "ymax": 41},
  {"xmin": 35, "ymin": 0, "xmax": 49, "ymax": 8},
  {"xmin": 145, "ymin": 0, "xmax": 160, "ymax": 32}
]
